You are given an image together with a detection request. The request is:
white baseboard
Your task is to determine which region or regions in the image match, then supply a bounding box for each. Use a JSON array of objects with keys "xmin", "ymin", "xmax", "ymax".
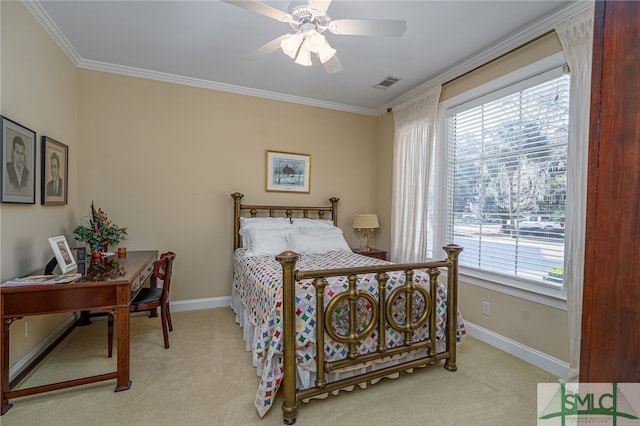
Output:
[
  {"xmin": 170, "ymin": 296, "xmax": 231, "ymax": 312},
  {"xmin": 464, "ymin": 321, "xmax": 569, "ymax": 379}
]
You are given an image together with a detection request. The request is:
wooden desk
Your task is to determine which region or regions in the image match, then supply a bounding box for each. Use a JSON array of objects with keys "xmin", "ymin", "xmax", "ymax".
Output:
[{"xmin": 0, "ymin": 250, "xmax": 157, "ymax": 414}]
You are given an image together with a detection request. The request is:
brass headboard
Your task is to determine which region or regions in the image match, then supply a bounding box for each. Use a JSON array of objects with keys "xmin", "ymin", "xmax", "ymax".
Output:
[{"xmin": 231, "ymin": 192, "xmax": 339, "ymax": 251}]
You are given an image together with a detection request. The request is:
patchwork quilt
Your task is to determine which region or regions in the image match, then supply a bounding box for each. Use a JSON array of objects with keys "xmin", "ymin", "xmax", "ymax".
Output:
[{"xmin": 232, "ymin": 249, "xmax": 465, "ymax": 417}]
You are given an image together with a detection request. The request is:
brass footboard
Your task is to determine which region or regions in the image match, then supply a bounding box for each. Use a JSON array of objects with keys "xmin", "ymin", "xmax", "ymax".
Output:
[{"xmin": 276, "ymin": 245, "xmax": 463, "ymax": 425}]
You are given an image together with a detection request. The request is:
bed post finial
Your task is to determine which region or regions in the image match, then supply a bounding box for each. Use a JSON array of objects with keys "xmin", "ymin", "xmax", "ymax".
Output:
[
  {"xmin": 443, "ymin": 244, "xmax": 463, "ymax": 372},
  {"xmin": 231, "ymin": 193, "xmax": 244, "ymax": 250},
  {"xmin": 329, "ymin": 197, "xmax": 339, "ymax": 226}
]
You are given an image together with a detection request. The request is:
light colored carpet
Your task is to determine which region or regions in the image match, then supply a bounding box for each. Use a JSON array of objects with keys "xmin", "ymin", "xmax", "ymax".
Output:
[{"xmin": 2, "ymin": 308, "xmax": 557, "ymax": 425}]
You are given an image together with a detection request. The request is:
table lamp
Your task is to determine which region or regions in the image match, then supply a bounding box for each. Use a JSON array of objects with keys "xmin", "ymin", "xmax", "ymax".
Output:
[{"xmin": 353, "ymin": 214, "xmax": 379, "ymax": 251}]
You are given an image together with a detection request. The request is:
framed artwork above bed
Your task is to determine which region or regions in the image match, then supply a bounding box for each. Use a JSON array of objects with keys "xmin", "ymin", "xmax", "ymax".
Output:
[{"xmin": 265, "ymin": 150, "xmax": 310, "ymax": 193}]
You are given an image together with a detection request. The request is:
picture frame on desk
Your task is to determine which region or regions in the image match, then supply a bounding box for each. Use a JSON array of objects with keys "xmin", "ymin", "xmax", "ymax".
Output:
[
  {"xmin": 41, "ymin": 136, "xmax": 68, "ymax": 206},
  {"xmin": 72, "ymin": 246, "xmax": 87, "ymax": 275},
  {"xmin": 1, "ymin": 115, "xmax": 36, "ymax": 204},
  {"xmin": 48, "ymin": 236, "xmax": 77, "ymax": 273}
]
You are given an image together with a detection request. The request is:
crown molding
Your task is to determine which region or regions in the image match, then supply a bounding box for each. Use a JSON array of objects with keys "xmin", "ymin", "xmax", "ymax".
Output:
[
  {"xmin": 22, "ymin": 1, "xmax": 82, "ymax": 65},
  {"xmin": 77, "ymin": 59, "xmax": 377, "ymax": 116}
]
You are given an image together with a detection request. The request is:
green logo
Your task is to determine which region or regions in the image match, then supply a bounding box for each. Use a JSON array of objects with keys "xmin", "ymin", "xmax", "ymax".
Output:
[{"xmin": 539, "ymin": 383, "xmax": 639, "ymax": 425}]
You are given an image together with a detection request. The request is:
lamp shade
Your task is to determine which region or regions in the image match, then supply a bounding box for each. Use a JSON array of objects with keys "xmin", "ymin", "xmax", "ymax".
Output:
[
  {"xmin": 281, "ymin": 33, "xmax": 303, "ymax": 59},
  {"xmin": 306, "ymin": 29, "xmax": 326, "ymax": 52},
  {"xmin": 294, "ymin": 40, "xmax": 312, "ymax": 66},
  {"xmin": 318, "ymin": 40, "xmax": 337, "ymax": 64},
  {"xmin": 353, "ymin": 214, "xmax": 379, "ymax": 229}
]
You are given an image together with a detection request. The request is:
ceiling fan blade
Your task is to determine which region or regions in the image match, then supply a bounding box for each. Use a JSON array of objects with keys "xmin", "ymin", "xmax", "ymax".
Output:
[
  {"xmin": 308, "ymin": 0, "xmax": 332, "ymax": 14},
  {"xmin": 222, "ymin": 1, "xmax": 290, "ymax": 22},
  {"xmin": 328, "ymin": 19, "xmax": 407, "ymax": 37},
  {"xmin": 322, "ymin": 55, "xmax": 343, "ymax": 74},
  {"xmin": 244, "ymin": 35, "xmax": 288, "ymax": 61}
]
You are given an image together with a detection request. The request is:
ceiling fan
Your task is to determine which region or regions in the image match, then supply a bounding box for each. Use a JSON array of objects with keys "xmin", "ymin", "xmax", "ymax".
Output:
[{"xmin": 222, "ymin": 0, "xmax": 407, "ymax": 73}]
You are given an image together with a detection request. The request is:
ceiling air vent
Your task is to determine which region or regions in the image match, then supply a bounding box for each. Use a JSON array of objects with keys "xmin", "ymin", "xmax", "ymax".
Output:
[{"xmin": 373, "ymin": 76, "xmax": 401, "ymax": 90}]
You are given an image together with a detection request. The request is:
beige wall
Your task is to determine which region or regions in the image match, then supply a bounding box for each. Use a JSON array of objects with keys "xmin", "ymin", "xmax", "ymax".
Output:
[
  {"xmin": 1, "ymin": 1, "xmax": 79, "ymax": 366},
  {"xmin": 76, "ymin": 70, "xmax": 378, "ymax": 300},
  {"xmin": 458, "ymin": 283, "xmax": 568, "ymax": 360},
  {"xmin": 2, "ymin": 1, "xmax": 569, "ymax": 373},
  {"xmin": 374, "ymin": 111, "xmax": 394, "ymax": 250}
]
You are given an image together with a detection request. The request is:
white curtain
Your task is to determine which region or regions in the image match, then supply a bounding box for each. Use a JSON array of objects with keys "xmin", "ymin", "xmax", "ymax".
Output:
[
  {"xmin": 390, "ymin": 84, "xmax": 442, "ymax": 263},
  {"xmin": 555, "ymin": 5, "xmax": 594, "ymax": 383}
]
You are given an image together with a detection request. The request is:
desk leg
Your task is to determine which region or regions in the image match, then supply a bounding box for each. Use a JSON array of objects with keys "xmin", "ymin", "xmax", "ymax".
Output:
[
  {"xmin": 1, "ymin": 318, "xmax": 14, "ymax": 415},
  {"xmin": 114, "ymin": 305, "xmax": 131, "ymax": 392},
  {"xmin": 77, "ymin": 310, "xmax": 92, "ymax": 326}
]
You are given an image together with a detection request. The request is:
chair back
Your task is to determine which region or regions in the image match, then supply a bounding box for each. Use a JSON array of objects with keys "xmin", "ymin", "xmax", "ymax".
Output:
[{"xmin": 154, "ymin": 251, "xmax": 176, "ymax": 298}]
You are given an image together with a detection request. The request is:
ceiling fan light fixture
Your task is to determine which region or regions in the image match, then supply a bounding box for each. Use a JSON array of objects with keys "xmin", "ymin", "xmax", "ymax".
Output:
[
  {"xmin": 225, "ymin": 0, "xmax": 409, "ymax": 73},
  {"xmin": 317, "ymin": 39, "xmax": 336, "ymax": 63},
  {"xmin": 281, "ymin": 33, "xmax": 303, "ymax": 58},
  {"xmin": 305, "ymin": 29, "xmax": 326, "ymax": 52},
  {"xmin": 294, "ymin": 41, "xmax": 312, "ymax": 66}
]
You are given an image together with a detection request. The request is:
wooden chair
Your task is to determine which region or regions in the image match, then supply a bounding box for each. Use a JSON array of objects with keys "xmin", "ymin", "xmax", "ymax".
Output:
[{"xmin": 108, "ymin": 251, "xmax": 176, "ymax": 357}]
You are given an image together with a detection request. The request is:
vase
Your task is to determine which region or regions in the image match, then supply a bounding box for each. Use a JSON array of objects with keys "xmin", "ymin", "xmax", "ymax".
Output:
[{"xmin": 91, "ymin": 252, "xmax": 102, "ymax": 262}]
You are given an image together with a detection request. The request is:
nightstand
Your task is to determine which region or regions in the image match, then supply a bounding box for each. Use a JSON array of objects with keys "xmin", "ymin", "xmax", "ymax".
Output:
[{"xmin": 352, "ymin": 248, "xmax": 387, "ymax": 260}]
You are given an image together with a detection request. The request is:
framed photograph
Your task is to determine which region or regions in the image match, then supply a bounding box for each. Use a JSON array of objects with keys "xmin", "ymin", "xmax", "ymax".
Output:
[
  {"xmin": 48, "ymin": 236, "xmax": 77, "ymax": 274},
  {"xmin": 1, "ymin": 116, "xmax": 36, "ymax": 204},
  {"xmin": 265, "ymin": 150, "xmax": 311, "ymax": 193},
  {"xmin": 41, "ymin": 136, "xmax": 68, "ymax": 205},
  {"xmin": 71, "ymin": 246, "xmax": 87, "ymax": 275}
]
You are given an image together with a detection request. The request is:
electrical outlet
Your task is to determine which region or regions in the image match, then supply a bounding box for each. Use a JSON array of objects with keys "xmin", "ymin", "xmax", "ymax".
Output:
[
  {"xmin": 25, "ymin": 319, "xmax": 32, "ymax": 338},
  {"xmin": 482, "ymin": 301, "xmax": 491, "ymax": 316}
]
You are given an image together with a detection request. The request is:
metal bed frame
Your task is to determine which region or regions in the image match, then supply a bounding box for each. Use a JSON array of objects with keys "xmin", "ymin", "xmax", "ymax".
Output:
[{"xmin": 231, "ymin": 192, "xmax": 462, "ymax": 424}]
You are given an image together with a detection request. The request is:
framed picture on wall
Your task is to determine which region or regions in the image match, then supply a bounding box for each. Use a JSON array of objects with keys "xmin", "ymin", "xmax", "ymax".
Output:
[
  {"xmin": 41, "ymin": 136, "xmax": 68, "ymax": 205},
  {"xmin": 265, "ymin": 150, "xmax": 311, "ymax": 193},
  {"xmin": 1, "ymin": 115, "xmax": 36, "ymax": 204}
]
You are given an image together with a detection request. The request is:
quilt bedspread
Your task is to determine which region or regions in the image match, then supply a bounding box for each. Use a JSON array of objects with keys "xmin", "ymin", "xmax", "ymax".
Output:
[{"xmin": 232, "ymin": 248, "xmax": 465, "ymax": 417}]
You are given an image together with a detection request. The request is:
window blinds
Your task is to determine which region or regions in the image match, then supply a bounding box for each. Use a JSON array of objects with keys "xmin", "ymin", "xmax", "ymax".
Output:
[{"xmin": 446, "ymin": 69, "xmax": 570, "ymax": 287}]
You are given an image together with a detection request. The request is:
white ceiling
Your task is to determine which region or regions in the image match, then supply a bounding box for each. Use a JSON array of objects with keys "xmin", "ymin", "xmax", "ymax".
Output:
[{"xmin": 27, "ymin": 1, "xmax": 586, "ymax": 115}]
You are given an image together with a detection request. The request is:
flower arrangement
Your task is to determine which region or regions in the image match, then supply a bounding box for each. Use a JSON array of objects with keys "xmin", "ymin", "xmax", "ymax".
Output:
[{"xmin": 73, "ymin": 201, "xmax": 128, "ymax": 254}]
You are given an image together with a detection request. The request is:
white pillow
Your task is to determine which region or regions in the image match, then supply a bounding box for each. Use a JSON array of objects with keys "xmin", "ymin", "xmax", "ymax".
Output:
[
  {"xmin": 244, "ymin": 228, "xmax": 291, "ymax": 256},
  {"xmin": 287, "ymin": 231, "xmax": 351, "ymax": 254},
  {"xmin": 239, "ymin": 217, "xmax": 293, "ymax": 249},
  {"xmin": 319, "ymin": 232, "xmax": 351, "ymax": 252},
  {"xmin": 240, "ymin": 226, "xmax": 290, "ymax": 248},
  {"xmin": 291, "ymin": 218, "xmax": 337, "ymax": 232},
  {"xmin": 240, "ymin": 217, "xmax": 291, "ymax": 229},
  {"xmin": 287, "ymin": 233, "xmax": 324, "ymax": 254},
  {"xmin": 297, "ymin": 226, "xmax": 343, "ymax": 236}
]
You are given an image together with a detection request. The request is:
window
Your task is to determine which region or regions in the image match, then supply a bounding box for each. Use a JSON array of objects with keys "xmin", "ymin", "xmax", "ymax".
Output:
[{"xmin": 435, "ymin": 63, "xmax": 570, "ymax": 297}]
